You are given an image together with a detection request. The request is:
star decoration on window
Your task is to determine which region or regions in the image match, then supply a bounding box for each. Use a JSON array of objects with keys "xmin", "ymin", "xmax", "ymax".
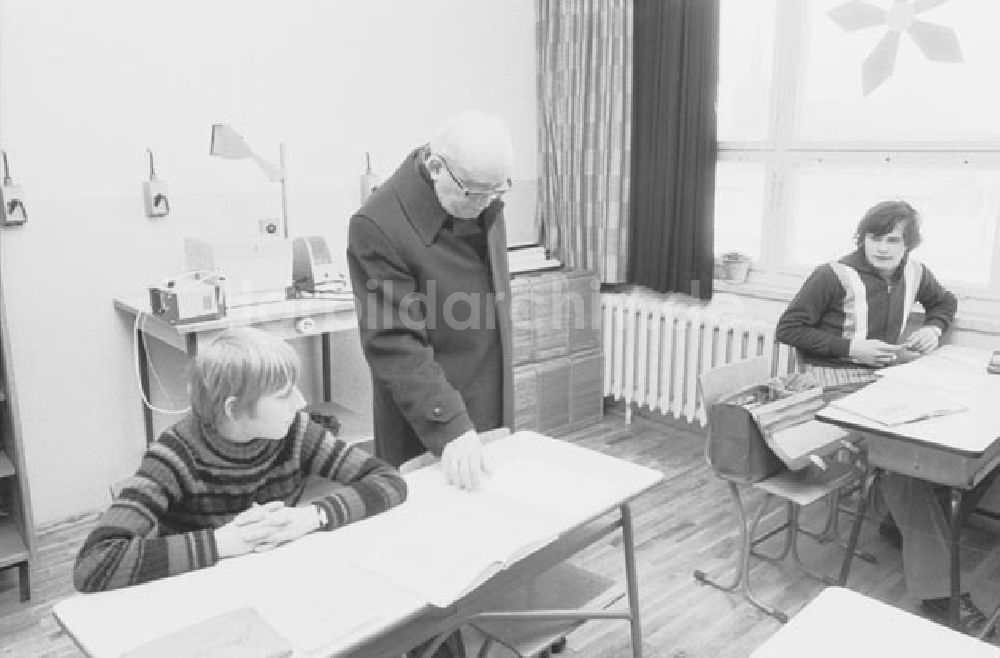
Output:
[{"xmin": 828, "ymin": 0, "xmax": 963, "ymax": 96}]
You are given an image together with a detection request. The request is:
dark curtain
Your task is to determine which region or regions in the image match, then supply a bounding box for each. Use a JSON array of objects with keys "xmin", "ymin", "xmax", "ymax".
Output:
[{"xmin": 628, "ymin": 0, "xmax": 719, "ymax": 299}]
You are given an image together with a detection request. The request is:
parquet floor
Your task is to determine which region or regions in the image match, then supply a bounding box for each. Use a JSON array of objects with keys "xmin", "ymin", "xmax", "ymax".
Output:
[{"xmin": 1, "ymin": 405, "xmax": 998, "ymax": 657}]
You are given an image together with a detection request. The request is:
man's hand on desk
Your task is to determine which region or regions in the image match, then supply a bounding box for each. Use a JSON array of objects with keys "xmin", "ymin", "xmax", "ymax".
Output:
[
  {"xmin": 441, "ymin": 430, "xmax": 491, "ymax": 491},
  {"xmin": 214, "ymin": 501, "xmax": 292, "ymax": 558}
]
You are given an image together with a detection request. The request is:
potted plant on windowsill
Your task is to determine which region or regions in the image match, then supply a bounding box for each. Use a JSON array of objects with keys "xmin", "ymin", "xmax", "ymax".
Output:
[{"xmin": 719, "ymin": 252, "xmax": 752, "ymax": 283}]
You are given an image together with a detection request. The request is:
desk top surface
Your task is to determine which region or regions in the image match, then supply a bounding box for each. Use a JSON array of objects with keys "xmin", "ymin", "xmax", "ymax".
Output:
[
  {"xmin": 817, "ymin": 346, "xmax": 1000, "ymax": 457},
  {"xmin": 114, "ymin": 296, "xmax": 355, "ymax": 335},
  {"xmin": 53, "ymin": 432, "xmax": 664, "ymax": 657},
  {"xmin": 751, "ymin": 587, "xmax": 999, "ymax": 657}
]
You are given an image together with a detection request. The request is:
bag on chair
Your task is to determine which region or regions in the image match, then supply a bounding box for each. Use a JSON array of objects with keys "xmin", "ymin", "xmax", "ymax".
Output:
[
  {"xmin": 707, "ymin": 373, "xmax": 827, "ymax": 483},
  {"xmin": 707, "ymin": 385, "xmax": 786, "ymax": 484}
]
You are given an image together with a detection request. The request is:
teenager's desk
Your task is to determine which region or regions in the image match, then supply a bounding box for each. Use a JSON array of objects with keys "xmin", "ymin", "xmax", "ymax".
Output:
[
  {"xmin": 817, "ymin": 346, "xmax": 1000, "ymax": 631},
  {"xmin": 751, "ymin": 586, "xmax": 999, "ymax": 657},
  {"xmin": 52, "ymin": 432, "xmax": 664, "ymax": 657},
  {"xmin": 114, "ymin": 296, "xmax": 356, "ymax": 443}
]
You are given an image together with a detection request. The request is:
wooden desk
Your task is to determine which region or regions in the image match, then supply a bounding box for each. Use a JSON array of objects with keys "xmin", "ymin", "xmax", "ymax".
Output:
[
  {"xmin": 52, "ymin": 432, "xmax": 664, "ymax": 657},
  {"xmin": 817, "ymin": 346, "xmax": 1000, "ymax": 630},
  {"xmin": 114, "ymin": 296, "xmax": 356, "ymax": 443},
  {"xmin": 751, "ymin": 586, "xmax": 999, "ymax": 657}
]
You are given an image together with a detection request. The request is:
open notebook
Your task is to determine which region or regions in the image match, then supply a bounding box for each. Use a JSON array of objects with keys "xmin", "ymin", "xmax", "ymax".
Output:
[
  {"xmin": 828, "ymin": 376, "xmax": 967, "ymax": 427},
  {"xmin": 356, "ymin": 432, "xmax": 656, "ymax": 608}
]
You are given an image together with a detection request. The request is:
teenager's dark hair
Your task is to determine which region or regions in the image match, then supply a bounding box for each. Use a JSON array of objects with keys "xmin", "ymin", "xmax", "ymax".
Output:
[{"xmin": 853, "ymin": 200, "xmax": 922, "ymax": 250}]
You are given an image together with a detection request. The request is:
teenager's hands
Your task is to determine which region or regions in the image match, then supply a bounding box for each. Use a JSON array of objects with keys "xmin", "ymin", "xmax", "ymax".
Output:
[
  {"xmin": 905, "ymin": 326, "xmax": 941, "ymax": 354},
  {"xmin": 249, "ymin": 505, "xmax": 323, "ymax": 552},
  {"xmin": 849, "ymin": 339, "xmax": 901, "ymax": 367},
  {"xmin": 441, "ymin": 430, "xmax": 491, "ymax": 491},
  {"xmin": 214, "ymin": 501, "xmax": 290, "ymax": 558}
]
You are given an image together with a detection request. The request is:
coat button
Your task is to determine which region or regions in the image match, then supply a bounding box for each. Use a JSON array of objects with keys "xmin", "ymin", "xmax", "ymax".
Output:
[{"xmin": 432, "ymin": 406, "xmax": 443, "ymax": 417}]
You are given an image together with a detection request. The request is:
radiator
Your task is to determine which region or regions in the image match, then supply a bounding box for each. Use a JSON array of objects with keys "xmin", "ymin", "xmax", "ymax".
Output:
[{"xmin": 601, "ymin": 292, "xmax": 798, "ymax": 426}]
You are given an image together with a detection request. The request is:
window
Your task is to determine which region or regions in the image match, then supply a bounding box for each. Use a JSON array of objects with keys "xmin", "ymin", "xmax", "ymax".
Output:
[{"xmin": 716, "ymin": 0, "xmax": 1000, "ymax": 299}]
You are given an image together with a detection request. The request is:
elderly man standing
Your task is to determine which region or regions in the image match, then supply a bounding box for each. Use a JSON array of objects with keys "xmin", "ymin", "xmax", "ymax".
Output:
[
  {"xmin": 347, "ymin": 110, "xmax": 516, "ymax": 656},
  {"xmin": 348, "ymin": 110, "xmax": 514, "ymax": 488}
]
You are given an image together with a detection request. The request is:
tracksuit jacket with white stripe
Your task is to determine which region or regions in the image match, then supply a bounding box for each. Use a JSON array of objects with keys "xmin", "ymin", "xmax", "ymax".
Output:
[{"xmin": 775, "ymin": 248, "xmax": 957, "ymax": 365}]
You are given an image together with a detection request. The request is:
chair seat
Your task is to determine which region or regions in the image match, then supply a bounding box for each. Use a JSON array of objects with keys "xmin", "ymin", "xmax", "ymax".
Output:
[{"xmin": 754, "ymin": 461, "xmax": 862, "ymax": 507}]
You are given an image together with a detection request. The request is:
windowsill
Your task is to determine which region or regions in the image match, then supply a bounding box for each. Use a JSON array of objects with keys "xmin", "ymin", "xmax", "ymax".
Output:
[{"xmin": 716, "ymin": 272, "xmax": 1000, "ymax": 336}]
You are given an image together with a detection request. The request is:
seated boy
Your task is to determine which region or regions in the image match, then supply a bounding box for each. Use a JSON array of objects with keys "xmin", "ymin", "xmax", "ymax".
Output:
[
  {"xmin": 73, "ymin": 327, "xmax": 407, "ymax": 593},
  {"xmin": 775, "ymin": 200, "xmax": 994, "ymax": 635}
]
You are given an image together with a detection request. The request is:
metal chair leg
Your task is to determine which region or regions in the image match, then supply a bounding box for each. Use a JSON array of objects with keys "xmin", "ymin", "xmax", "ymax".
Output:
[
  {"xmin": 750, "ymin": 498, "xmax": 794, "ymax": 563},
  {"xmin": 796, "ymin": 495, "xmax": 877, "ymax": 565},
  {"xmin": 694, "ymin": 482, "xmax": 749, "ymax": 593},
  {"xmin": 788, "ymin": 505, "xmax": 840, "ymax": 586},
  {"xmin": 693, "ymin": 483, "xmax": 789, "ymax": 623}
]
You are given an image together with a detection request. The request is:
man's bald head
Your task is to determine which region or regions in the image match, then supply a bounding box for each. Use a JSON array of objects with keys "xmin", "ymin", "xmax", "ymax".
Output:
[{"xmin": 429, "ymin": 111, "xmax": 514, "ymax": 189}]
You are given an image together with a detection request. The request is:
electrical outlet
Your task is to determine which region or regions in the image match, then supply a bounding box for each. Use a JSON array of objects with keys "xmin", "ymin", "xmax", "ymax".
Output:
[
  {"xmin": 142, "ymin": 179, "xmax": 170, "ymax": 218},
  {"xmin": 259, "ymin": 218, "xmax": 281, "ymax": 236},
  {"xmin": 0, "ymin": 181, "xmax": 27, "ymax": 227}
]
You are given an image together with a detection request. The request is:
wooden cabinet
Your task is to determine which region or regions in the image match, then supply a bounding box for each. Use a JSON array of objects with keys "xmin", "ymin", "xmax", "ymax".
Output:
[{"xmin": 0, "ymin": 270, "xmax": 34, "ymax": 601}]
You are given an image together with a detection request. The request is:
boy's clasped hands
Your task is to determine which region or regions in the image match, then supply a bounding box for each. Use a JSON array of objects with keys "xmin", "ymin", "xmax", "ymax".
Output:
[{"xmin": 215, "ymin": 501, "xmax": 322, "ymax": 558}]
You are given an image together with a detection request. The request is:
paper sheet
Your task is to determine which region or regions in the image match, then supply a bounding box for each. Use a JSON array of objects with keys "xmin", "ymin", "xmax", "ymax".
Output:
[
  {"xmin": 829, "ymin": 377, "xmax": 967, "ymax": 426},
  {"xmin": 876, "ymin": 345, "xmax": 991, "ymax": 395},
  {"xmin": 355, "ymin": 486, "xmax": 566, "ymax": 606}
]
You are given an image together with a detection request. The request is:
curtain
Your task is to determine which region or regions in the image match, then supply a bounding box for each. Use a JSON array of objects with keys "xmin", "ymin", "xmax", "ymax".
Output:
[
  {"xmin": 536, "ymin": 0, "xmax": 632, "ymax": 283},
  {"xmin": 628, "ymin": 0, "xmax": 718, "ymax": 299}
]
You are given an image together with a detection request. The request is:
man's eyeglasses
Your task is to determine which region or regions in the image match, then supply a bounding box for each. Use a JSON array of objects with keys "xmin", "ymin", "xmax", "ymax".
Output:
[{"xmin": 437, "ymin": 154, "xmax": 512, "ymax": 199}]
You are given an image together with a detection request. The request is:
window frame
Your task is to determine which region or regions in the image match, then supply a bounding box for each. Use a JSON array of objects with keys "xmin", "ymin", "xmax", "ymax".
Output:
[{"xmin": 717, "ymin": 0, "xmax": 1000, "ymax": 307}]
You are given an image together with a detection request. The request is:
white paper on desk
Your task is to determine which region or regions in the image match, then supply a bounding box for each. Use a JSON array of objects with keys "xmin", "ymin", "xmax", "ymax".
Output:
[
  {"xmin": 238, "ymin": 539, "xmax": 386, "ymax": 654},
  {"xmin": 829, "ymin": 377, "xmax": 967, "ymax": 427},
  {"xmin": 356, "ymin": 476, "xmax": 571, "ymax": 607},
  {"xmin": 357, "ymin": 432, "xmax": 665, "ymax": 608},
  {"xmin": 876, "ymin": 345, "xmax": 989, "ymax": 395},
  {"xmin": 482, "ymin": 459, "xmax": 620, "ymax": 524}
]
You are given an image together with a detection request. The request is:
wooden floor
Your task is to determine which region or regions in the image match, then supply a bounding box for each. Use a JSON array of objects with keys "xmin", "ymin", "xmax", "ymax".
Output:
[{"xmin": 2, "ymin": 405, "xmax": 999, "ymax": 657}]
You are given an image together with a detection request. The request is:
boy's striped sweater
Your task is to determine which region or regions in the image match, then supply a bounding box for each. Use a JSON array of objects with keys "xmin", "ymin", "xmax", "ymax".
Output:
[{"xmin": 73, "ymin": 411, "xmax": 407, "ymax": 593}]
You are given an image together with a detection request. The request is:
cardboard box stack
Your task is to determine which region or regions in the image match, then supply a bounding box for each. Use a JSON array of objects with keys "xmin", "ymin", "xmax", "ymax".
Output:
[{"xmin": 510, "ymin": 269, "xmax": 602, "ymax": 434}]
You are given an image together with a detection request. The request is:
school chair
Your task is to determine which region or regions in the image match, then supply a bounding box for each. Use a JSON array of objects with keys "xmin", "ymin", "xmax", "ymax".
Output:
[{"xmin": 693, "ymin": 357, "xmax": 877, "ymax": 622}]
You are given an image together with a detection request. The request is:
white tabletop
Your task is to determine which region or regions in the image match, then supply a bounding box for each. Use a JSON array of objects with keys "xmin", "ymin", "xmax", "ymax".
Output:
[
  {"xmin": 751, "ymin": 587, "xmax": 999, "ymax": 657},
  {"xmin": 817, "ymin": 346, "xmax": 1000, "ymax": 456},
  {"xmin": 114, "ymin": 296, "xmax": 355, "ymax": 335},
  {"xmin": 53, "ymin": 432, "xmax": 664, "ymax": 657}
]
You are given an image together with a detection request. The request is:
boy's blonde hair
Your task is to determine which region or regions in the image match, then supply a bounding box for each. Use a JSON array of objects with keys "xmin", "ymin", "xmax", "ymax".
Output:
[{"xmin": 190, "ymin": 327, "xmax": 300, "ymax": 426}]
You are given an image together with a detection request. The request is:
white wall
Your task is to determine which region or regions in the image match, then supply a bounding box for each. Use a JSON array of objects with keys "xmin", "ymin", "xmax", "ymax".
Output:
[{"xmin": 0, "ymin": 0, "xmax": 537, "ymax": 526}]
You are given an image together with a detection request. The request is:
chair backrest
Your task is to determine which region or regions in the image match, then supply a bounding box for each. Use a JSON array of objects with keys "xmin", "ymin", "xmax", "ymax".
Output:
[
  {"xmin": 699, "ymin": 356, "xmax": 771, "ymax": 407},
  {"xmin": 699, "ymin": 356, "xmax": 780, "ymax": 480}
]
